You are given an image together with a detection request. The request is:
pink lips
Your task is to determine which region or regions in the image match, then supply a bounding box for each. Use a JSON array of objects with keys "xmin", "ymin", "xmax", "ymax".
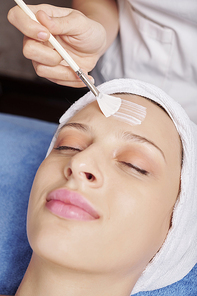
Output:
[{"xmin": 46, "ymin": 188, "xmax": 99, "ymax": 221}]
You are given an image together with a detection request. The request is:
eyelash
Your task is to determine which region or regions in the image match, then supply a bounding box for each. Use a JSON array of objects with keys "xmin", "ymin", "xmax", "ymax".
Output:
[
  {"xmin": 54, "ymin": 146, "xmax": 149, "ymax": 176},
  {"xmin": 120, "ymin": 161, "xmax": 149, "ymax": 176},
  {"xmin": 54, "ymin": 145, "xmax": 81, "ymax": 152}
]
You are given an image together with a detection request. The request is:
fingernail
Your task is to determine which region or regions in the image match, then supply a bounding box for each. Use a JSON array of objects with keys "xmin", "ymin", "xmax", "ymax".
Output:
[{"xmin": 37, "ymin": 31, "xmax": 48, "ymax": 40}]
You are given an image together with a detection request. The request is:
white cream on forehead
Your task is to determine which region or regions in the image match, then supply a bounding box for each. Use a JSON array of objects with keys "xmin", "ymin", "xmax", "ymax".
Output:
[{"xmin": 112, "ymin": 99, "xmax": 147, "ymax": 126}]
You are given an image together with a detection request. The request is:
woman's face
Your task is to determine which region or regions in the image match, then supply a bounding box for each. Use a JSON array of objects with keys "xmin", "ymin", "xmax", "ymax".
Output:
[{"xmin": 27, "ymin": 94, "xmax": 181, "ymax": 279}]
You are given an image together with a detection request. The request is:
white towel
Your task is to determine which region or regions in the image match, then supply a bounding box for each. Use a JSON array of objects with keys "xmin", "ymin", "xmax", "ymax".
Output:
[{"xmin": 47, "ymin": 79, "xmax": 197, "ymax": 294}]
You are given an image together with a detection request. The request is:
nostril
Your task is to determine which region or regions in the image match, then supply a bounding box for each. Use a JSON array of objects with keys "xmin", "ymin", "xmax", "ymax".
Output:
[
  {"xmin": 67, "ymin": 168, "xmax": 72, "ymax": 178},
  {"xmin": 85, "ymin": 172, "xmax": 95, "ymax": 182}
]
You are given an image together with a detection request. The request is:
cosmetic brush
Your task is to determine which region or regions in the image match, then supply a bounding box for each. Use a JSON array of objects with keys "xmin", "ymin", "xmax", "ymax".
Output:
[{"xmin": 13, "ymin": 0, "xmax": 122, "ymax": 117}]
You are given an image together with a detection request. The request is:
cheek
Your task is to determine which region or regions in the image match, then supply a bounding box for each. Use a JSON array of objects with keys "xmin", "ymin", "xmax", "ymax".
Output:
[
  {"xmin": 104, "ymin": 178, "xmax": 174, "ymax": 258},
  {"xmin": 31, "ymin": 157, "xmax": 66, "ymax": 194},
  {"xmin": 94, "ymin": 197, "xmax": 170, "ymax": 275},
  {"xmin": 27, "ymin": 159, "xmax": 65, "ymax": 240}
]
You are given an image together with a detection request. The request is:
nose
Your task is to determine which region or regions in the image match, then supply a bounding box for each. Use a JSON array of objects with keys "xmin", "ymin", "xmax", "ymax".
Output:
[{"xmin": 64, "ymin": 152, "xmax": 104, "ymax": 188}]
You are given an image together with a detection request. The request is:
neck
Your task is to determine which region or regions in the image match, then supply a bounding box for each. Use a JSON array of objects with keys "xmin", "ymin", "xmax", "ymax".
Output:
[{"xmin": 15, "ymin": 253, "xmax": 140, "ymax": 296}]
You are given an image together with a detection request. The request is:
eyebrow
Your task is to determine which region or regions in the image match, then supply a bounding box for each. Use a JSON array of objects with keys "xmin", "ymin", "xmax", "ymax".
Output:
[
  {"xmin": 60, "ymin": 122, "xmax": 89, "ymax": 132},
  {"xmin": 60, "ymin": 122, "xmax": 166, "ymax": 161}
]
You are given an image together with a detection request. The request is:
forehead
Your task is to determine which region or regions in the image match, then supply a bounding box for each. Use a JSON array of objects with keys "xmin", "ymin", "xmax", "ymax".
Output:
[
  {"xmin": 63, "ymin": 94, "xmax": 181, "ymax": 164},
  {"xmin": 66, "ymin": 94, "xmax": 175, "ymax": 136},
  {"xmin": 64, "ymin": 94, "xmax": 181, "ymax": 150}
]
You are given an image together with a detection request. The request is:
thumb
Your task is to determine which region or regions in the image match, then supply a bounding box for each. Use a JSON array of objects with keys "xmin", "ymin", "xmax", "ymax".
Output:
[
  {"xmin": 36, "ymin": 10, "xmax": 72, "ymax": 37},
  {"xmin": 36, "ymin": 9, "xmax": 89, "ymax": 38}
]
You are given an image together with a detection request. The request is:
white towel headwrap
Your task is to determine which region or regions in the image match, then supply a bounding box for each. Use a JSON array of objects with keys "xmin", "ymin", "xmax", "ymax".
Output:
[{"xmin": 47, "ymin": 79, "xmax": 197, "ymax": 294}]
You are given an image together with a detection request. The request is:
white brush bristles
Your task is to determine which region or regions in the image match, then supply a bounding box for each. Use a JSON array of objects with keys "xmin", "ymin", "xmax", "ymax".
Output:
[
  {"xmin": 97, "ymin": 93, "xmax": 122, "ymax": 117},
  {"xmin": 112, "ymin": 100, "xmax": 147, "ymax": 125}
]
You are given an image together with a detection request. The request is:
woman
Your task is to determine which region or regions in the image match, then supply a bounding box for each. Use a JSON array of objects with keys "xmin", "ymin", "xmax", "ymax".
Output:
[{"xmin": 1, "ymin": 79, "xmax": 197, "ymax": 295}]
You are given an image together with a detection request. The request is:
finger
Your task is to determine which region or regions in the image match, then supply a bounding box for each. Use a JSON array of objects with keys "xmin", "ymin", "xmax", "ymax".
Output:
[
  {"xmin": 33, "ymin": 61, "xmax": 94, "ymax": 88},
  {"xmin": 33, "ymin": 61, "xmax": 83, "ymax": 85},
  {"xmin": 8, "ymin": 5, "xmax": 50, "ymax": 42},
  {"xmin": 47, "ymin": 78, "xmax": 88, "ymax": 88},
  {"xmin": 23, "ymin": 36, "xmax": 62, "ymax": 66},
  {"xmin": 23, "ymin": 35, "xmax": 97, "ymax": 74}
]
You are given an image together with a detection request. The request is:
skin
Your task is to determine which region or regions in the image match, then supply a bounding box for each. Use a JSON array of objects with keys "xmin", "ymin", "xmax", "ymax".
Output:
[
  {"xmin": 10, "ymin": 94, "xmax": 182, "ymax": 296},
  {"xmin": 7, "ymin": 0, "xmax": 119, "ymax": 87}
]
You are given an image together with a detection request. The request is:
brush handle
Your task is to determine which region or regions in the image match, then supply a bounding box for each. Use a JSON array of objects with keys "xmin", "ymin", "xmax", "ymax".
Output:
[{"xmin": 75, "ymin": 69, "xmax": 99, "ymax": 97}]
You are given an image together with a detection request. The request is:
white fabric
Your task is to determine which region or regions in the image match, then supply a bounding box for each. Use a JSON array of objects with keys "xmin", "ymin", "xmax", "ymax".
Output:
[
  {"xmin": 91, "ymin": 0, "xmax": 197, "ymax": 124},
  {"xmin": 47, "ymin": 79, "xmax": 197, "ymax": 294}
]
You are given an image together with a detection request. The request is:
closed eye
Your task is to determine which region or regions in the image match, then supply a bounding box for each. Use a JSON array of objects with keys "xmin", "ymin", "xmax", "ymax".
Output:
[
  {"xmin": 54, "ymin": 146, "xmax": 81, "ymax": 152},
  {"xmin": 120, "ymin": 161, "xmax": 149, "ymax": 176}
]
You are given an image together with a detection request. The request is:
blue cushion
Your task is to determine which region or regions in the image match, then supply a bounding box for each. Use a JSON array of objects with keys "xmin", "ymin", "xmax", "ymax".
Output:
[
  {"xmin": 0, "ymin": 113, "xmax": 196, "ymax": 295},
  {"xmin": 0, "ymin": 113, "xmax": 57, "ymax": 295}
]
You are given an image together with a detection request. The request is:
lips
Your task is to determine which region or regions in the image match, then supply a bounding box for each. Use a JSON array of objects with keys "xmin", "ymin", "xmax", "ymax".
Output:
[{"xmin": 46, "ymin": 188, "xmax": 99, "ymax": 221}]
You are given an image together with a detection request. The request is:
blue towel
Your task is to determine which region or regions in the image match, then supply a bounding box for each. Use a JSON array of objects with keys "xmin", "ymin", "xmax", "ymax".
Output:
[
  {"xmin": 0, "ymin": 113, "xmax": 196, "ymax": 295},
  {"xmin": 0, "ymin": 113, "xmax": 57, "ymax": 295}
]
